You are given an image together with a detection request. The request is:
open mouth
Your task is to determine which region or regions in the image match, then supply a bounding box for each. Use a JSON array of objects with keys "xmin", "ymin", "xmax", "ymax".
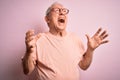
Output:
[{"xmin": 58, "ymin": 19, "xmax": 65, "ymax": 23}]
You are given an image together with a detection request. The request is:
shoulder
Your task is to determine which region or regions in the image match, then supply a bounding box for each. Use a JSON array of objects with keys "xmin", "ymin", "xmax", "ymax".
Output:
[
  {"xmin": 36, "ymin": 32, "xmax": 48, "ymax": 43},
  {"xmin": 69, "ymin": 32, "xmax": 84, "ymax": 46},
  {"xmin": 37, "ymin": 32, "xmax": 49, "ymax": 38},
  {"xmin": 69, "ymin": 32, "xmax": 85, "ymax": 51},
  {"xmin": 68, "ymin": 32, "xmax": 81, "ymax": 40}
]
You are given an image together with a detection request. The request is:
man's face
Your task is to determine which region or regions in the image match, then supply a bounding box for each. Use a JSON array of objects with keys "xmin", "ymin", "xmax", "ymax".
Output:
[{"xmin": 46, "ymin": 4, "xmax": 69, "ymax": 32}]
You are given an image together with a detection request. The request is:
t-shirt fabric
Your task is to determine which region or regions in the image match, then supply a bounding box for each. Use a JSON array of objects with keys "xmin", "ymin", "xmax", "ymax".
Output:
[{"xmin": 30, "ymin": 32, "xmax": 85, "ymax": 80}]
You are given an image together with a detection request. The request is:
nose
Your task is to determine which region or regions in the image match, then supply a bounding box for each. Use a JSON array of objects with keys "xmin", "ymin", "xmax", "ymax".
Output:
[
  {"xmin": 59, "ymin": 9, "xmax": 64, "ymax": 15},
  {"xmin": 59, "ymin": 12, "xmax": 64, "ymax": 15}
]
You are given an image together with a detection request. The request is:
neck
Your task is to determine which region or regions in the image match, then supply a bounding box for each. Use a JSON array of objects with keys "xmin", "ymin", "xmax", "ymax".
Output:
[{"xmin": 49, "ymin": 29, "xmax": 67, "ymax": 37}]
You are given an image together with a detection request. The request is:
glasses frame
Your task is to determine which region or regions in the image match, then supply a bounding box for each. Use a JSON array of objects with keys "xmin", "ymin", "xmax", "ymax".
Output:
[{"xmin": 51, "ymin": 8, "xmax": 69, "ymax": 15}]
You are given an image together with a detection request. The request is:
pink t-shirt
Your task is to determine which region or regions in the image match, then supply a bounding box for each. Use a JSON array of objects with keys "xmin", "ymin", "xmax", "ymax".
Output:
[{"xmin": 31, "ymin": 32, "xmax": 85, "ymax": 80}]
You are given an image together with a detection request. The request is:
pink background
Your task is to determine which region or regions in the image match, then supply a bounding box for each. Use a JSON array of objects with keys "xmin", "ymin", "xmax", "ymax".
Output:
[{"xmin": 0, "ymin": 0, "xmax": 120, "ymax": 80}]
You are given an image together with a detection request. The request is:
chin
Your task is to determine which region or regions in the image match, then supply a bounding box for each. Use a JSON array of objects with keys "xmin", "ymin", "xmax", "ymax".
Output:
[{"xmin": 57, "ymin": 25, "xmax": 66, "ymax": 30}]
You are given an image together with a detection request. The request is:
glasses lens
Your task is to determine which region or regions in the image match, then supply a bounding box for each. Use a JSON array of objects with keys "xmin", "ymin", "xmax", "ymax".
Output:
[
  {"xmin": 52, "ymin": 8, "xmax": 69, "ymax": 14},
  {"xmin": 54, "ymin": 8, "xmax": 59, "ymax": 13},
  {"xmin": 62, "ymin": 8, "xmax": 69, "ymax": 14}
]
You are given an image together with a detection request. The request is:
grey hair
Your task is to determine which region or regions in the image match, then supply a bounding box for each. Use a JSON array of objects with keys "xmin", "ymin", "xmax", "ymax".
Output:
[{"xmin": 45, "ymin": 2, "xmax": 63, "ymax": 16}]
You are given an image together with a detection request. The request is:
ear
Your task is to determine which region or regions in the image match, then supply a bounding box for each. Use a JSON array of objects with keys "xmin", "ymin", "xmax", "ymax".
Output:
[{"xmin": 45, "ymin": 16, "xmax": 50, "ymax": 23}]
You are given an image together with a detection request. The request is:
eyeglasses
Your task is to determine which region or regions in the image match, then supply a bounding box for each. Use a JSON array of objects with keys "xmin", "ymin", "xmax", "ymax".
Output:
[{"xmin": 51, "ymin": 8, "xmax": 69, "ymax": 15}]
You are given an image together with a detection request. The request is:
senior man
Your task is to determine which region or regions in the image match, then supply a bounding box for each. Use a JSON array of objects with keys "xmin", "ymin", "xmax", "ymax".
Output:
[{"xmin": 22, "ymin": 2, "xmax": 108, "ymax": 80}]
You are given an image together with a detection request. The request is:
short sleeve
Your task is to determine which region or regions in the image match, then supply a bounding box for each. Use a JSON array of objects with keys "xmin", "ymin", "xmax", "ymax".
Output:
[{"xmin": 70, "ymin": 32, "xmax": 85, "ymax": 60}]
